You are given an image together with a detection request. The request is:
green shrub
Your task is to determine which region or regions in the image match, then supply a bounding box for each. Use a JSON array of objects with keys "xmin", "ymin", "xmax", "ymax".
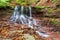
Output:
[{"xmin": 0, "ymin": 0, "xmax": 10, "ymax": 8}]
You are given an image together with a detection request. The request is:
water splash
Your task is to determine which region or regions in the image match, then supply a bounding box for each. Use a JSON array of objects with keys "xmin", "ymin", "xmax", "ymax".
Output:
[
  {"xmin": 36, "ymin": 31, "xmax": 49, "ymax": 38},
  {"xmin": 9, "ymin": 5, "xmax": 49, "ymax": 38}
]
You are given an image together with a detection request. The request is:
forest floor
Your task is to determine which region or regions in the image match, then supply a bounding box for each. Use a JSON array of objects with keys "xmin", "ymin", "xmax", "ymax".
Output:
[{"xmin": 0, "ymin": 9, "xmax": 60, "ymax": 40}]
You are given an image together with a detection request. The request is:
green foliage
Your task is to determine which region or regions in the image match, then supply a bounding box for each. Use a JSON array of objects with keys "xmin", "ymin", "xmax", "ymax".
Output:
[
  {"xmin": 49, "ymin": 19, "xmax": 60, "ymax": 26},
  {"xmin": 47, "ymin": 8, "xmax": 55, "ymax": 14},
  {"xmin": 0, "ymin": 0, "xmax": 10, "ymax": 8},
  {"xmin": 52, "ymin": 0, "xmax": 57, "ymax": 3},
  {"xmin": 16, "ymin": 0, "xmax": 24, "ymax": 5},
  {"xmin": 35, "ymin": 6, "xmax": 48, "ymax": 9},
  {"xmin": 16, "ymin": 0, "xmax": 39, "ymax": 6}
]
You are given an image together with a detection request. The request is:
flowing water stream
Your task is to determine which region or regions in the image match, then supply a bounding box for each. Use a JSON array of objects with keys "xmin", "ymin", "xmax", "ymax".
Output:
[{"xmin": 9, "ymin": 5, "xmax": 49, "ymax": 38}]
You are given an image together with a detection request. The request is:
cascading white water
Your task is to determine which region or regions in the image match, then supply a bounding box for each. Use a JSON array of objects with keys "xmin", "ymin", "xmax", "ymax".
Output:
[
  {"xmin": 10, "ymin": 5, "xmax": 19, "ymax": 23},
  {"xmin": 9, "ymin": 5, "xmax": 49, "ymax": 38},
  {"xmin": 19, "ymin": 6, "xmax": 27, "ymax": 24},
  {"xmin": 28, "ymin": 6, "xmax": 49, "ymax": 38},
  {"xmin": 29, "ymin": 6, "xmax": 32, "ymax": 18}
]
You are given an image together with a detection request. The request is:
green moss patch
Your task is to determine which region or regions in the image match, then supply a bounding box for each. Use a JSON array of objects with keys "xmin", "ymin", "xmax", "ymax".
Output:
[{"xmin": 49, "ymin": 19, "xmax": 60, "ymax": 26}]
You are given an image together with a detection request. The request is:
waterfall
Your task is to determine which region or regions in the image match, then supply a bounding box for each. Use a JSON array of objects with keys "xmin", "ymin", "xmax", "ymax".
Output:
[
  {"xmin": 21, "ymin": 6, "xmax": 24, "ymax": 14},
  {"xmin": 19, "ymin": 6, "xmax": 27, "ymax": 24},
  {"xmin": 10, "ymin": 5, "xmax": 19, "ymax": 23},
  {"xmin": 29, "ymin": 6, "xmax": 32, "ymax": 18},
  {"xmin": 9, "ymin": 5, "xmax": 49, "ymax": 38}
]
